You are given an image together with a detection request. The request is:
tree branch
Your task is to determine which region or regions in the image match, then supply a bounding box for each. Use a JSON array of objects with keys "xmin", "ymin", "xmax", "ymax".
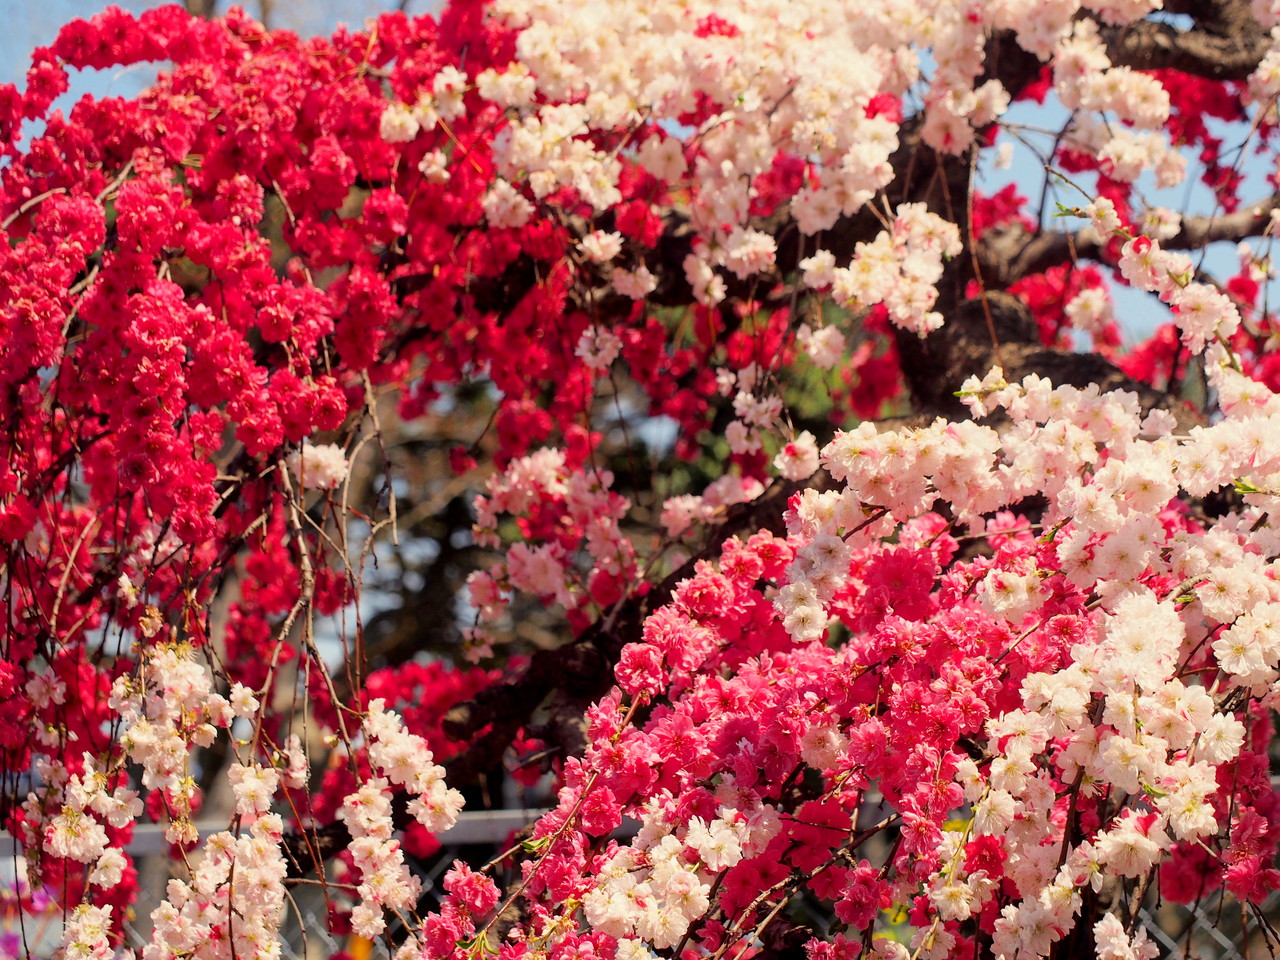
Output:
[
  {"xmin": 440, "ymin": 473, "xmax": 804, "ymax": 781},
  {"xmin": 184, "ymin": 0, "xmax": 218, "ymax": 18},
  {"xmin": 279, "ymin": 475, "xmax": 807, "ymax": 878},
  {"xmin": 1103, "ymin": 0, "xmax": 1270, "ymax": 80},
  {"xmin": 983, "ymin": 192, "xmax": 1280, "ymax": 288},
  {"xmin": 893, "ymin": 292, "xmax": 1206, "ymax": 431}
]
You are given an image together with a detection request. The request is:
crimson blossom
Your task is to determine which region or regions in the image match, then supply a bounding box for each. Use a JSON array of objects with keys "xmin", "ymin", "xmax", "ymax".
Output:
[{"xmin": 6, "ymin": 2, "xmax": 1280, "ymax": 960}]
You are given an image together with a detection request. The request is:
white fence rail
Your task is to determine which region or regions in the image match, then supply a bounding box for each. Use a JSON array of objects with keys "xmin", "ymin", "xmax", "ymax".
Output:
[{"xmin": 1, "ymin": 808, "xmax": 549, "ymax": 860}]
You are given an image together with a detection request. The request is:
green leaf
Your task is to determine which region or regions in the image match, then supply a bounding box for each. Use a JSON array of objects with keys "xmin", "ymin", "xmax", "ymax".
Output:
[
  {"xmin": 458, "ymin": 934, "xmax": 498, "ymax": 958},
  {"xmin": 521, "ymin": 835, "xmax": 552, "ymax": 854}
]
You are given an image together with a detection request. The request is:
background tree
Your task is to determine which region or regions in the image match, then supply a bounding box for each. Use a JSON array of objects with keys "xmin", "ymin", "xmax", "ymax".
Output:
[{"xmin": 5, "ymin": 2, "xmax": 1280, "ymax": 960}]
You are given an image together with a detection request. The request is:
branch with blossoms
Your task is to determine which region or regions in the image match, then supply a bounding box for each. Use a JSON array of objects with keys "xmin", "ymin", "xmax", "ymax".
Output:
[
  {"xmin": 9, "ymin": 3, "xmax": 1280, "ymax": 960},
  {"xmin": 982, "ymin": 191, "xmax": 1280, "ymax": 288},
  {"xmin": 442, "ymin": 472, "xmax": 804, "ymax": 772}
]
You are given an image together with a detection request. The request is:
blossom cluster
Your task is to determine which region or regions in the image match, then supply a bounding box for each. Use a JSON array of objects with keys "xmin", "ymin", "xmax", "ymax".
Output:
[
  {"xmin": 467, "ymin": 350, "xmax": 1280, "ymax": 960},
  {"xmin": 4, "ymin": 2, "xmax": 1280, "ymax": 960},
  {"xmin": 339, "ymin": 700, "xmax": 463, "ymax": 940},
  {"xmin": 468, "ymin": 448, "xmax": 637, "ymax": 644}
]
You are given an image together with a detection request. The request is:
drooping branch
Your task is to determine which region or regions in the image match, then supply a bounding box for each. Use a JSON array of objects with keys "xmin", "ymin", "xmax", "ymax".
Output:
[{"xmin": 280, "ymin": 474, "xmax": 807, "ymax": 877}]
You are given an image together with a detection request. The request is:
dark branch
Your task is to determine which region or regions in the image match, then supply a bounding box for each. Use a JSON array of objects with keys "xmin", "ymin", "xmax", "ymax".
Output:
[
  {"xmin": 894, "ymin": 292, "xmax": 1206, "ymax": 431},
  {"xmin": 1103, "ymin": 0, "xmax": 1270, "ymax": 80},
  {"xmin": 440, "ymin": 473, "xmax": 802, "ymax": 779},
  {"xmin": 184, "ymin": 0, "xmax": 218, "ymax": 18}
]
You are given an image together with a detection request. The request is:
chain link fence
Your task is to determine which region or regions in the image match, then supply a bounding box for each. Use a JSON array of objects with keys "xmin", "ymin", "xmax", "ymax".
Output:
[{"xmin": 1135, "ymin": 892, "xmax": 1280, "ymax": 960}]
